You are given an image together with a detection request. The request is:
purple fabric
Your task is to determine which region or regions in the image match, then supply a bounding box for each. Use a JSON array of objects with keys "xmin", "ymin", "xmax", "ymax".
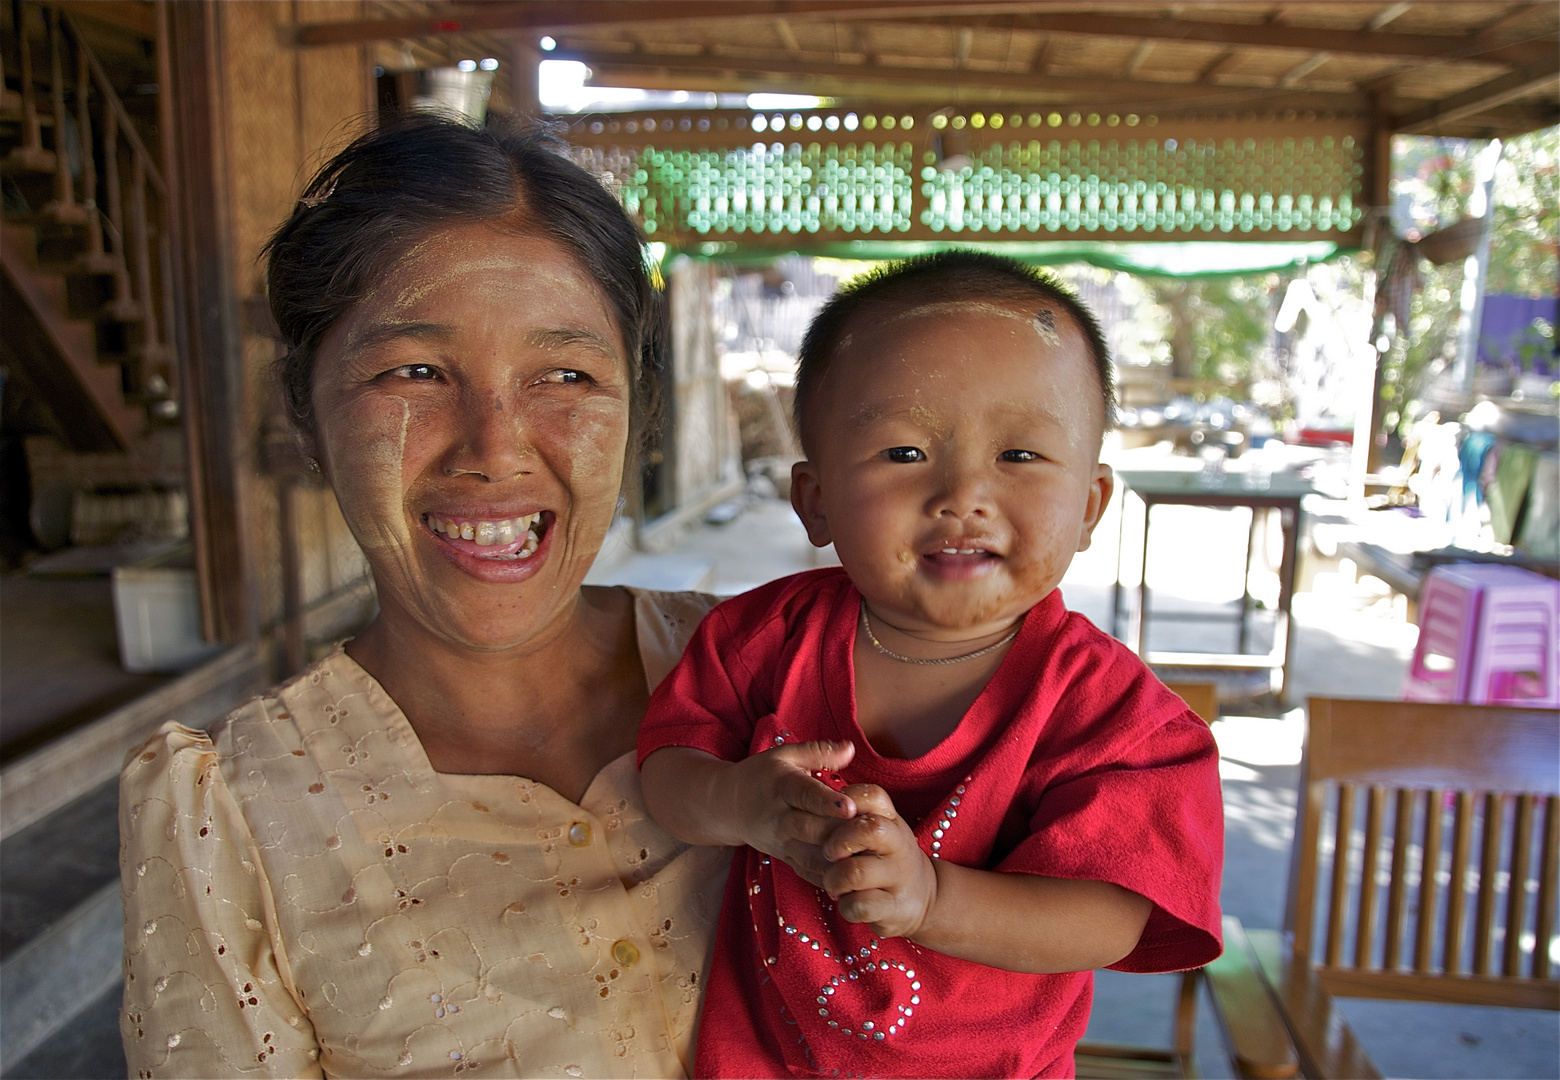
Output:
[{"xmin": 1479, "ymin": 295, "xmax": 1558, "ymax": 375}]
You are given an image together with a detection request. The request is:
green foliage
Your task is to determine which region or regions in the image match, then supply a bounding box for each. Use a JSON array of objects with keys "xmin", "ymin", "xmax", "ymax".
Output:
[
  {"xmin": 1486, "ymin": 130, "xmax": 1559, "ymax": 297},
  {"xmin": 1143, "ymin": 275, "xmax": 1280, "ymax": 385},
  {"xmin": 1380, "ymin": 129, "xmax": 1558, "ymax": 433},
  {"xmin": 1380, "ymin": 264, "xmax": 1462, "ymax": 426}
]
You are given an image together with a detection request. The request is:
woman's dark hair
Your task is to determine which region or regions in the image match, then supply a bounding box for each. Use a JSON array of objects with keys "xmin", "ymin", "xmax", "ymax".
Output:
[{"xmin": 263, "ymin": 113, "xmax": 663, "ymax": 467}]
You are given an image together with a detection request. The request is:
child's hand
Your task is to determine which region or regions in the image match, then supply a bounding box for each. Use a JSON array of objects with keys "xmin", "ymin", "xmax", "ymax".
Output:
[
  {"xmin": 821, "ymin": 784, "xmax": 938, "ymax": 940},
  {"xmin": 729, "ymin": 740, "xmax": 859, "ymax": 887}
]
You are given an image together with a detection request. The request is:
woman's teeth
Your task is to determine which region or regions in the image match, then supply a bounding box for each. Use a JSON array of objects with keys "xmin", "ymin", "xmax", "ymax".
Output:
[{"xmin": 426, "ymin": 513, "xmax": 542, "ymax": 557}]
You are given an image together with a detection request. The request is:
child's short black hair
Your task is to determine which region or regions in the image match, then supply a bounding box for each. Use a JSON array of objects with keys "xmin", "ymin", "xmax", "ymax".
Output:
[{"xmin": 794, "ymin": 250, "xmax": 1115, "ymax": 452}]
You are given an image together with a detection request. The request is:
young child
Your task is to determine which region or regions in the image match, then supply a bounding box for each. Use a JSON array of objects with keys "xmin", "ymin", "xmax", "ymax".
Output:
[{"xmin": 638, "ymin": 251, "xmax": 1223, "ymax": 1079}]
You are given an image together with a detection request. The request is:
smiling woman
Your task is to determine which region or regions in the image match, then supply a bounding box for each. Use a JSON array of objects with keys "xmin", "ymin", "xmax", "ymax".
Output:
[{"xmin": 117, "ymin": 116, "xmax": 728, "ymax": 1079}]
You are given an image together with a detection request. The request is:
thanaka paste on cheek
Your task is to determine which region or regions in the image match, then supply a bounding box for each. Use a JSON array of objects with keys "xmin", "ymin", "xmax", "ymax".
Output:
[{"xmin": 325, "ymin": 396, "xmax": 411, "ymax": 554}]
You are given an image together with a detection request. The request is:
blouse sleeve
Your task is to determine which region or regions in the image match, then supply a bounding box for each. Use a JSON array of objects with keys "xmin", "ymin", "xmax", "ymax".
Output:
[{"xmin": 120, "ymin": 722, "xmax": 323, "ymax": 1079}]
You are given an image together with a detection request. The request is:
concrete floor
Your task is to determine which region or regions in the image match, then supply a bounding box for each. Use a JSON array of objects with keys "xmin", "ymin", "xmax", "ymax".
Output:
[
  {"xmin": 639, "ymin": 491, "xmax": 1559, "ymax": 1080},
  {"xmin": 0, "ymin": 574, "xmax": 169, "ymax": 762}
]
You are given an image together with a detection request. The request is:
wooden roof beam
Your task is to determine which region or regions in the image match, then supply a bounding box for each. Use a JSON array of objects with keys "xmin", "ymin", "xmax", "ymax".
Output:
[
  {"xmin": 286, "ymin": 2, "xmax": 1035, "ymax": 47},
  {"xmin": 1125, "ymin": 41, "xmax": 1154, "ymax": 78},
  {"xmin": 1366, "ymin": 4, "xmax": 1413, "ymax": 32},
  {"xmin": 560, "ymin": 48, "xmax": 1371, "ymax": 113},
  {"xmin": 775, "ymin": 18, "xmax": 802, "ymax": 55},
  {"xmin": 988, "ymin": 12, "xmax": 1556, "ymax": 66},
  {"xmin": 1280, "ymin": 53, "xmax": 1332, "ymax": 88},
  {"xmin": 1391, "ymin": 54, "xmax": 1560, "ymax": 130}
]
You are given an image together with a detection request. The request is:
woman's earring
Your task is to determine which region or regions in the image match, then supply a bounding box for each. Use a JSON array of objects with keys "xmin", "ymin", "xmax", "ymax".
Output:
[{"xmin": 305, "ymin": 457, "xmax": 321, "ymax": 474}]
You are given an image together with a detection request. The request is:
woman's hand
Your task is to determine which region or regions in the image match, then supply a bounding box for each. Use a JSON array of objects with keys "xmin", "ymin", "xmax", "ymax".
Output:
[
  {"xmin": 640, "ymin": 742, "xmax": 858, "ymax": 887},
  {"xmin": 821, "ymin": 784, "xmax": 938, "ymax": 939}
]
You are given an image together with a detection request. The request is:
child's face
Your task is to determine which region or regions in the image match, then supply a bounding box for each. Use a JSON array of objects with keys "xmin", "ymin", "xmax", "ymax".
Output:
[{"xmin": 791, "ymin": 298, "xmax": 1112, "ymax": 640}]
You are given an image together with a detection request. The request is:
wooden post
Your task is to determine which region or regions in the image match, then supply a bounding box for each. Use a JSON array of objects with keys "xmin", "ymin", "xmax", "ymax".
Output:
[
  {"xmin": 1359, "ymin": 94, "xmax": 1395, "ymax": 477},
  {"xmin": 44, "ymin": 7, "xmax": 85, "ymax": 224},
  {"xmin": 72, "ymin": 28, "xmax": 109, "ymax": 268},
  {"xmin": 508, "ymin": 35, "xmax": 542, "ymax": 118},
  {"xmin": 279, "ymin": 477, "xmax": 307, "ymax": 675},
  {"xmin": 159, "ymin": 0, "xmax": 257, "ymax": 644},
  {"xmin": 99, "ymin": 102, "xmax": 138, "ymax": 319},
  {"xmin": 6, "ymin": 3, "xmax": 55, "ymax": 172},
  {"xmin": 129, "ymin": 154, "xmax": 160, "ymax": 355}
]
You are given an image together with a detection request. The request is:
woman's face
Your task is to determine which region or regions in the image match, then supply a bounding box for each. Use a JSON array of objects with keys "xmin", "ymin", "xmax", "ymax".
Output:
[{"xmin": 308, "ymin": 222, "xmax": 633, "ymax": 653}]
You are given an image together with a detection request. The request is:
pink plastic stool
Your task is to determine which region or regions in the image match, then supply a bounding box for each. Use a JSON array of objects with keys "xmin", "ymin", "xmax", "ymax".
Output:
[{"xmin": 1403, "ymin": 564, "xmax": 1560, "ymax": 707}]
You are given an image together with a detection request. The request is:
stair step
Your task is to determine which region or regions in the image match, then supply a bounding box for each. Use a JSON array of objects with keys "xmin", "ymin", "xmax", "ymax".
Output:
[
  {"xmin": 1, "ymin": 979, "xmax": 125, "ymax": 1079},
  {"xmin": 0, "ymin": 642, "xmax": 268, "ymax": 842},
  {"xmin": 0, "ymin": 781, "xmax": 123, "ymax": 1070},
  {"xmin": 0, "ymin": 146, "xmax": 56, "ymax": 176},
  {"xmin": 0, "ymin": 780, "xmax": 119, "ymax": 962},
  {"xmin": 2, "ymin": 219, "xmax": 147, "ymax": 450}
]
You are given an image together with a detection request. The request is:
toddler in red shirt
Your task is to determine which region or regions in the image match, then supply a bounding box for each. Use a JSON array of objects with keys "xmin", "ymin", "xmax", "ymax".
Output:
[{"xmin": 638, "ymin": 251, "xmax": 1223, "ymax": 1078}]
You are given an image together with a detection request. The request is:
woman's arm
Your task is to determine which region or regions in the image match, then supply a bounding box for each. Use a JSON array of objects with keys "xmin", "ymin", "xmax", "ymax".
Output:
[
  {"xmin": 822, "ymin": 785, "xmax": 1152, "ymax": 974},
  {"xmin": 121, "ymin": 725, "xmax": 322, "ymax": 1079}
]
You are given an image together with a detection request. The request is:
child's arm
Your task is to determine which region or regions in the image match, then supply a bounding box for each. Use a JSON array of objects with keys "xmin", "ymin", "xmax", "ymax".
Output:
[
  {"xmin": 641, "ymin": 741, "xmax": 859, "ymax": 888},
  {"xmin": 825, "ymin": 785, "xmax": 1152, "ymax": 974}
]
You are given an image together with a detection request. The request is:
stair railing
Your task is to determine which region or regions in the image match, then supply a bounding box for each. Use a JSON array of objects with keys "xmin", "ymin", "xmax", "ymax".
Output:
[
  {"xmin": 41, "ymin": 7, "xmax": 83, "ymax": 225},
  {"xmin": 3, "ymin": 2, "xmax": 53, "ymax": 172},
  {"xmin": 11, "ymin": 4, "xmax": 177, "ymax": 412}
]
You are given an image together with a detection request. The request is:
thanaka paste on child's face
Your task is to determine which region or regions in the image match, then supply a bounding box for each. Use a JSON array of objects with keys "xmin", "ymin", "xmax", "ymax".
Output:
[
  {"xmin": 307, "ymin": 223, "xmax": 632, "ymax": 653},
  {"xmin": 793, "ymin": 298, "xmax": 1111, "ymax": 643}
]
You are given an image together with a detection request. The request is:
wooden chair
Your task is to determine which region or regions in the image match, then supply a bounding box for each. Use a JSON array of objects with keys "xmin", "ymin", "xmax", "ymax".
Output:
[
  {"xmin": 1167, "ymin": 681, "xmax": 1220, "ymax": 725},
  {"xmin": 1208, "ymin": 698, "xmax": 1560, "ymax": 1078},
  {"xmin": 1076, "ymin": 682, "xmax": 1301, "ymax": 1080}
]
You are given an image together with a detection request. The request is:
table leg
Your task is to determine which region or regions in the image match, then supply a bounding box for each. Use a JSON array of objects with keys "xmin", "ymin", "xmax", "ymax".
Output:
[
  {"xmin": 1111, "ymin": 484, "xmax": 1128, "ymax": 639},
  {"xmin": 1137, "ymin": 499, "xmax": 1153, "ymax": 657},
  {"xmin": 1275, "ymin": 505, "xmax": 1301, "ymax": 700},
  {"xmin": 1238, "ymin": 507, "xmax": 1258, "ymax": 653}
]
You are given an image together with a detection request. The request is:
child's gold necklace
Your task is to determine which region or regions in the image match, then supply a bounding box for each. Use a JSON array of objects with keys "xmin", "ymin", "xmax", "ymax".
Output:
[{"xmin": 858, "ymin": 602, "xmax": 1020, "ymax": 666}]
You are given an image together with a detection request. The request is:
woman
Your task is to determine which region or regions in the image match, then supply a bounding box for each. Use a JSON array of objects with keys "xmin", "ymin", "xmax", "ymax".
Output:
[{"xmin": 119, "ymin": 116, "xmax": 729, "ymax": 1078}]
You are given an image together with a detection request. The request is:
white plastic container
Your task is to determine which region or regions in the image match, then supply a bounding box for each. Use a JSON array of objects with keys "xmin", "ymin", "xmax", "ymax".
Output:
[{"xmin": 111, "ymin": 566, "xmax": 217, "ymax": 673}]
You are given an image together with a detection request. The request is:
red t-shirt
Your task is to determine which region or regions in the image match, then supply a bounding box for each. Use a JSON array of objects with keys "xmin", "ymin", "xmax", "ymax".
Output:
[{"xmin": 639, "ymin": 569, "xmax": 1223, "ymax": 1078}]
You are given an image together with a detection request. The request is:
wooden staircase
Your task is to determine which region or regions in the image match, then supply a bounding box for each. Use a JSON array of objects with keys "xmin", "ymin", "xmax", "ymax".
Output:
[{"xmin": 1, "ymin": 2, "xmax": 178, "ymax": 453}]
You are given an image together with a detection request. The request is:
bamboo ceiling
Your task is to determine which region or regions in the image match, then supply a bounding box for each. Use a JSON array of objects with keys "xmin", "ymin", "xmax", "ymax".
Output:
[{"xmin": 294, "ymin": 1, "xmax": 1560, "ymax": 139}]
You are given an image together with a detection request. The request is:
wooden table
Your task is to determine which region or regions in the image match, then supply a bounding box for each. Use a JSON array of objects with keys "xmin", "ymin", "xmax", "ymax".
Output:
[{"xmin": 1111, "ymin": 466, "xmax": 1319, "ymax": 699}]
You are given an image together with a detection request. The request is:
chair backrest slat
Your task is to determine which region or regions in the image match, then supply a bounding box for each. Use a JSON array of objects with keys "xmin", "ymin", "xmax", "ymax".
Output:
[
  {"xmin": 1294, "ymin": 699, "xmax": 1560, "ymax": 1009},
  {"xmin": 1474, "ymin": 792, "xmax": 1503, "ymax": 975},
  {"xmin": 1444, "ymin": 791, "xmax": 1476, "ymax": 975},
  {"xmin": 1355, "ymin": 786, "xmax": 1387, "ymax": 968},
  {"xmin": 1325, "ymin": 784, "xmax": 1356, "ymax": 968},
  {"xmin": 1383, "ymin": 788, "xmax": 1414, "ymax": 971},
  {"xmin": 1506, "ymin": 794, "xmax": 1537, "ymax": 976},
  {"xmin": 1413, "ymin": 788, "xmax": 1445, "ymax": 973},
  {"xmin": 1536, "ymin": 797, "xmax": 1559, "ymax": 980}
]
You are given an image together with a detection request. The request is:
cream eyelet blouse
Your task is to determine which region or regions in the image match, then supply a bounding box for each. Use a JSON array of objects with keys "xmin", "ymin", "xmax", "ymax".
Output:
[{"xmin": 120, "ymin": 589, "xmax": 729, "ymax": 1079}]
